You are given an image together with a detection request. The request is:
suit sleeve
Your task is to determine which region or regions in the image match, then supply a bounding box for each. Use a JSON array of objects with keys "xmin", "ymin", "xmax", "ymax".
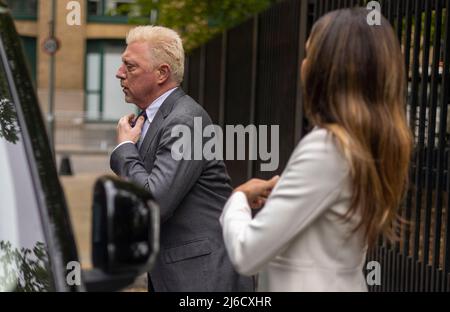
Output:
[
  {"xmin": 220, "ymin": 130, "xmax": 350, "ymax": 276},
  {"xmin": 110, "ymin": 114, "xmax": 204, "ymax": 223}
]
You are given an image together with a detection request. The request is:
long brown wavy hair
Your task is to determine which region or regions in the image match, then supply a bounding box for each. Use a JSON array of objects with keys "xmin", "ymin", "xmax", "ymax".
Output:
[{"xmin": 301, "ymin": 8, "xmax": 413, "ymax": 248}]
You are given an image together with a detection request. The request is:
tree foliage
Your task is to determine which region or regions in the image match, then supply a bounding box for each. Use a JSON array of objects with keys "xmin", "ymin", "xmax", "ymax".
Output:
[
  {"xmin": 120, "ymin": 0, "xmax": 278, "ymax": 52},
  {"xmin": 0, "ymin": 98, "xmax": 19, "ymax": 144},
  {"xmin": 0, "ymin": 241, "xmax": 53, "ymax": 291}
]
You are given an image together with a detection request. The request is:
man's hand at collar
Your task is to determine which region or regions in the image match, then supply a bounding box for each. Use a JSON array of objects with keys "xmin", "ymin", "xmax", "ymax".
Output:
[{"xmin": 117, "ymin": 113, "xmax": 145, "ymax": 144}]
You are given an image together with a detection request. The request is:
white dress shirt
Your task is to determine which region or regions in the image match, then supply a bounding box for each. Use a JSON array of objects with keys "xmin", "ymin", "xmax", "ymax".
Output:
[
  {"xmin": 220, "ymin": 127, "xmax": 368, "ymax": 292},
  {"xmin": 113, "ymin": 87, "xmax": 178, "ymax": 152}
]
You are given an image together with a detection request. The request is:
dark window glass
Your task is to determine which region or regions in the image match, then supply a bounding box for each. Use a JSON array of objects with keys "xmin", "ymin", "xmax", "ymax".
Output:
[
  {"xmin": 5, "ymin": 0, "xmax": 38, "ymax": 18},
  {"xmin": 88, "ymin": 0, "xmax": 102, "ymax": 16},
  {"xmin": 112, "ymin": 2, "xmax": 131, "ymax": 16},
  {"xmin": 88, "ymin": 0, "xmax": 132, "ymax": 17},
  {"xmin": 0, "ymin": 42, "xmax": 55, "ymax": 292}
]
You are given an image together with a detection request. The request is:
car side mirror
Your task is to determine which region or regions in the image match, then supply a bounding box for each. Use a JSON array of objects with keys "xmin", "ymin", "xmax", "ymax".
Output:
[{"xmin": 82, "ymin": 176, "xmax": 159, "ymax": 292}]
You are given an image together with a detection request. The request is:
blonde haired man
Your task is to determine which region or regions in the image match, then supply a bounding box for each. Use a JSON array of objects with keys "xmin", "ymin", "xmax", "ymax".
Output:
[{"xmin": 110, "ymin": 25, "xmax": 253, "ymax": 292}]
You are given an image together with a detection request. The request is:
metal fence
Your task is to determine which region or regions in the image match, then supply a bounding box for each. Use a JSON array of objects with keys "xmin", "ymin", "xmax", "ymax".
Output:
[{"xmin": 184, "ymin": 0, "xmax": 450, "ymax": 291}]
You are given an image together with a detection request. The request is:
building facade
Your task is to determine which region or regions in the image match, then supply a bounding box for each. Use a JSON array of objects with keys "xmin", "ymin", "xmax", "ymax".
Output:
[{"xmin": 8, "ymin": 0, "xmax": 140, "ymax": 151}]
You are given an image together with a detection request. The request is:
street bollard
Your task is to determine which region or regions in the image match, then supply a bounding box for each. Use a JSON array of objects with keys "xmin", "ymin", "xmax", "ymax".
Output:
[{"xmin": 59, "ymin": 154, "xmax": 73, "ymax": 176}]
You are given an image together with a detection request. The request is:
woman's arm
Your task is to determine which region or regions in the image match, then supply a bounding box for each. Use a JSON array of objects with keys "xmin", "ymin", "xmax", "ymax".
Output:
[{"xmin": 220, "ymin": 129, "xmax": 350, "ymax": 276}]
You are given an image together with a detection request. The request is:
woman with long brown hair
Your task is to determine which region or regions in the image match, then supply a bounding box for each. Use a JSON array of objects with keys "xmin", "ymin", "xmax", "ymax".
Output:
[{"xmin": 220, "ymin": 8, "xmax": 412, "ymax": 291}]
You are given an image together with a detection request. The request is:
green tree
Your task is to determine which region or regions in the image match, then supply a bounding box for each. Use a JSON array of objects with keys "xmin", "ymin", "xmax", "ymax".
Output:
[
  {"xmin": 0, "ymin": 241, "xmax": 53, "ymax": 292},
  {"xmin": 120, "ymin": 0, "xmax": 278, "ymax": 52},
  {"xmin": 0, "ymin": 98, "xmax": 19, "ymax": 144}
]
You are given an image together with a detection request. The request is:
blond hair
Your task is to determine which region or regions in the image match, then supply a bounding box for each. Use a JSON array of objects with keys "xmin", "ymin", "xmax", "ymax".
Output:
[{"xmin": 126, "ymin": 25, "xmax": 185, "ymax": 84}]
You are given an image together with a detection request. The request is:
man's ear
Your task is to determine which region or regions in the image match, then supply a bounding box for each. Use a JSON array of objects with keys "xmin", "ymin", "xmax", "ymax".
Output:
[{"xmin": 157, "ymin": 64, "xmax": 171, "ymax": 84}]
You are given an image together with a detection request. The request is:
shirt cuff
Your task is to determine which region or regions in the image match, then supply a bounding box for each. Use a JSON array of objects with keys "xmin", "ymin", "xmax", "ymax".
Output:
[
  {"xmin": 220, "ymin": 191, "xmax": 251, "ymax": 226},
  {"xmin": 112, "ymin": 141, "xmax": 134, "ymax": 154}
]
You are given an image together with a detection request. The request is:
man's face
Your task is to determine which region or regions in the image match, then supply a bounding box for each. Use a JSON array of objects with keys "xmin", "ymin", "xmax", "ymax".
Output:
[{"xmin": 116, "ymin": 41, "xmax": 159, "ymax": 108}]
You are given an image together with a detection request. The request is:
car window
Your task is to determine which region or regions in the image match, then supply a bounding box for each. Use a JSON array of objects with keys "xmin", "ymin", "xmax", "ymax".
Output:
[{"xmin": 0, "ymin": 48, "xmax": 55, "ymax": 292}]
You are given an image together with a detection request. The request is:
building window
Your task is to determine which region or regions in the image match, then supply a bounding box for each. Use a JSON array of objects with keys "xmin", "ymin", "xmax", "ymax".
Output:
[
  {"xmin": 5, "ymin": 0, "xmax": 38, "ymax": 20},
  {"xmin": 87, "ymin": 0, "xmax": 134, "ymax": 23},
  {"xmin": 85, "ymin": 40, "xmax": 136, "ymax": 122}
]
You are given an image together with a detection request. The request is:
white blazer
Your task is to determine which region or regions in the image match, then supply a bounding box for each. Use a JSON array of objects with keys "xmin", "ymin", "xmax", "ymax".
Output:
[{"xmin": 220, "ymin": 127, "xmax": 368, "ymax": 292}]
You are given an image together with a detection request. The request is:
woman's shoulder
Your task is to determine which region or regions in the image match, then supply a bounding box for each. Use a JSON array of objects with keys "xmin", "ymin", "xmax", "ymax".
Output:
[
  {"xmin": 297, "ymin": 126, "xmax": 339, "ymax": 153},
  {"xmin": 291, "ymin": 126, "xmax": 349, "ymax": 174}
]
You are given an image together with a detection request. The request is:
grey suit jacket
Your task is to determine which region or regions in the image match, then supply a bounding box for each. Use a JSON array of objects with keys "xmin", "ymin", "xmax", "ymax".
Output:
[{"xmin": 110, "ymin": 87, "xmax": 253, "ymax": 291}]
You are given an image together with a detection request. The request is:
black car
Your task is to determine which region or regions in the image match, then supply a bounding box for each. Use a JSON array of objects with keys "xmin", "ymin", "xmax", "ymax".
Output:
[{"xmin": 0, "ymin": 1, "xmax": 159, "ymax": 292}]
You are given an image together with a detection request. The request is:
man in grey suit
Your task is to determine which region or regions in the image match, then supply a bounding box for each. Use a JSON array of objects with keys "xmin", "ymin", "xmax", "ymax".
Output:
[{"xmin": 110, "ymin": 25, "xmax": 253, "ymax": 292}]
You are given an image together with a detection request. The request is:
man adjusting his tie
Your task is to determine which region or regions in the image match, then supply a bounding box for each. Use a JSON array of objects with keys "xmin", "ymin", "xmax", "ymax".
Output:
[{"xmin": 110, "ymin": 25, "xmax": 253, "ymax": 292}]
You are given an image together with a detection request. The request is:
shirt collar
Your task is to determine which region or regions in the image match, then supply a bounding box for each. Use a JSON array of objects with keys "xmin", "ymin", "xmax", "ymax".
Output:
[{"xmin": 145, "ymin": 87, "xmax": 178, "ymax": 122}]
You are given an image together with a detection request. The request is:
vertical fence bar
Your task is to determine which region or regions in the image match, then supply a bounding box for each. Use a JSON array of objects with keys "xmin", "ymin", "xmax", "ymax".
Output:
[
  {"xmin": 394, "ymin": 251, "xmax": 399, "ymax": 291},
  {"xmin": 295, "ymin": 0, "xmax": 309, "ymax": 143},
  {"xmin": 435, "ymin": 266, "xmax": 440, "ymax": 291},
  {"xmin": 388, "ymin": 249, "xmax": 394, "ymax": 291},
  {"xmin": 395, "ymin": 0, "xmax": 403, "ymax": 42},
  {"xmin": 329, "ymin": 0, "xmax": 336, "ymax": 11},
  {"xmin": 314, "ymin": 0, "xmax": 320, "ymax": 21},
  {"xmin": 423, "ymin": 0, "xmax": 443, "ymax": 276},
  {"xmin": 376, "ymin": 246, "xmax": 381, "ymax": 292},
  {"xmin": 199, "ymin": 45, "xmax": 206, "ymax": 106},
  {"xmin": 319, "ymin": 0, "xmax": 325, "ymax": 16},
  {"xmin": 379, "ymin": 0, "xmax": 386, "ymax": 17},
  {"xmin": 431, "ymin": 0, "xmax": 446, "ymax": 276},
  {"xmin": 386, "ymin": 0, "xmax": 394, "ymax": 25},
  {"xmin": 224, "ymin": 18, "xmax": 257, "ymax": 186},
  {"xmin": 247, "ymin": 16, "xmax": 258, "ymax": 181},
  {"xmin": 219, "ymin": 33, "xmax": 227, "ymax": 129},
  {"xmin": 414, "ymin": 259, "xmax": 418, "ymax": 291},
  {"xmin": 406, "ymin": 0, "xmax": 420, "ymax": 271},
  {"xmin": 203, "ymin": 35, "xmax": 224, "ymax": 124},
  {"xmin": 188, "ymin": 48, "xmax": 201, "ymax": 102},
  {"xmin": 397, "ymin": 252, "xmax": 402, "ymax": 291},
  {"xmin": 393, "ymin": 2, "xmax": 404, "ymax": 287},
  {"xmin": 383, "ymin": 247, "xmax": 388, "ymax": 291},
  {"xmin": 443, "ymin": 0, "xmax": 450, "ymax": 283},
  {"xmin": 402, "ymin": 0, "xmax": 414, "ymax": 262},
  {"xmin": 183, "ymin": 56, "xmax": 189, "ymax": 94},
  {"xmin": 406, "ymin": 256, "xmax": 411, "ymax": 291},
  {"xmin": 413, "ymin": 0, "xmax": 428, "ymax": 264},
  {"xmin": 423, "ymin": 264, "xmax": 431, "ymax": 292}
]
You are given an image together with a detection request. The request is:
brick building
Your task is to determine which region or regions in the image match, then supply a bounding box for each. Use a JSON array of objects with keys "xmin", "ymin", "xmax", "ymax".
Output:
[{"xmin": 8, "ymin": 0, "xmax": 140, "ymax": 152}]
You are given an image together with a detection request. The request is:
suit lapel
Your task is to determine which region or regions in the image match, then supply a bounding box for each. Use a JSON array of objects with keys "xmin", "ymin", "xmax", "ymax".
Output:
[
  {"xmin": 138, "ymin": 110, "xmax": 163, "ymax": 155},
  {"xmin": 138, "ymin": 87, "xmax": 186, "ymax": 158}
]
